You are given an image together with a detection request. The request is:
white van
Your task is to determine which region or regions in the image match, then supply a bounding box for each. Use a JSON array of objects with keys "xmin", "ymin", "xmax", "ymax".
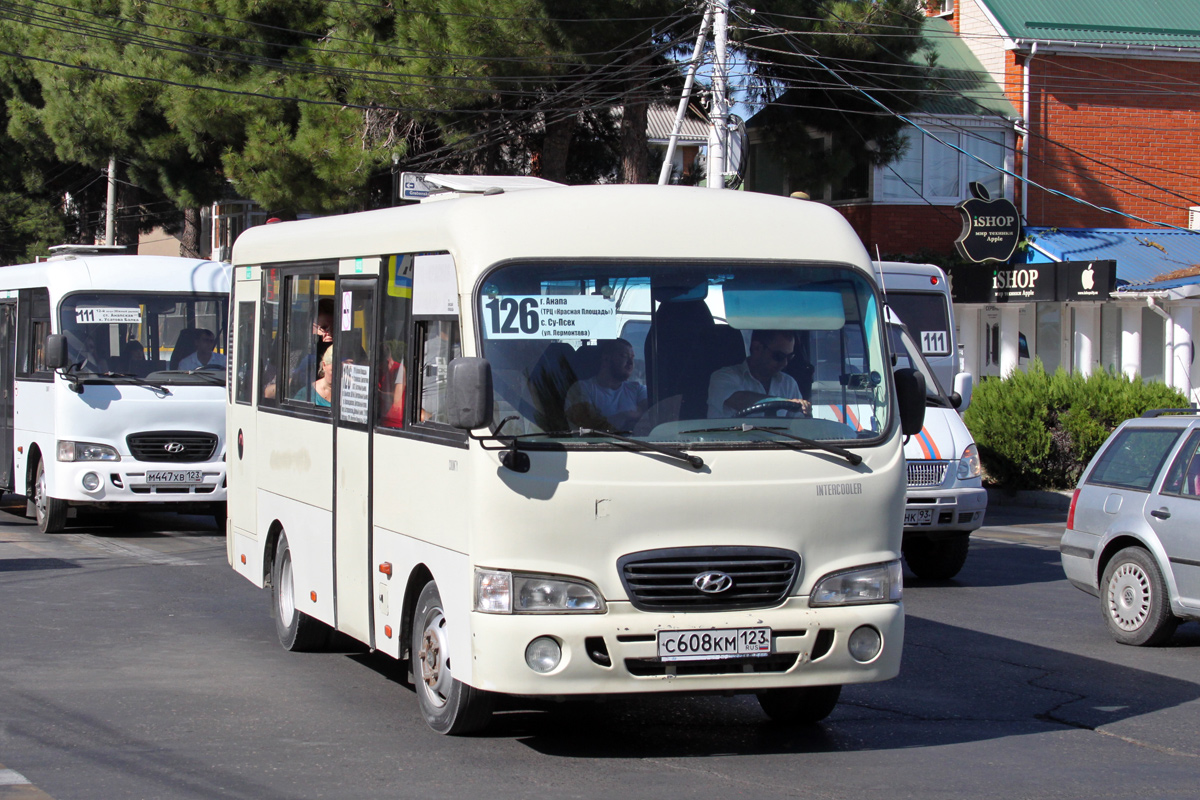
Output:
[
  {"xmin": 226, "ymin": 182, "xmax": 927, "ymax": 734},
  {"xmin": 887, "ymin": 310, "xmax": 986, "ymax": 580},
  {"xmin": 0, "ymin": 250, "xmax": 230, "ymax": 532}
]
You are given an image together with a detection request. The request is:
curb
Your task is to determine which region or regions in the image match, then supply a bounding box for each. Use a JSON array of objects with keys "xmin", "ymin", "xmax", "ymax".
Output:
[{"xmin": 985, "ymin": 487, "xmax": 1073, "ymax": 510}]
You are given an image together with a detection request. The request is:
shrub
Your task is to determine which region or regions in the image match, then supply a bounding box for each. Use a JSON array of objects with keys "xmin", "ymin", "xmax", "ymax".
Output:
[{"xmin": 963, "ymin": 360, "xmax": 1189, "ymax": 490}]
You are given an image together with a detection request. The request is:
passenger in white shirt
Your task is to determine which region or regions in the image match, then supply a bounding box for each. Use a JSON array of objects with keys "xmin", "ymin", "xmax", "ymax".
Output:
[
  {"xmin": 707, "ymin": 330, "xmax": 811, "ymax": 418},
  {"xmin": 178, "ymin": 328, "xmax": 226, "ymax": 371},
  {"xmin": 565, "ymin": 338, "xmax": 647, "ymax": 432}
]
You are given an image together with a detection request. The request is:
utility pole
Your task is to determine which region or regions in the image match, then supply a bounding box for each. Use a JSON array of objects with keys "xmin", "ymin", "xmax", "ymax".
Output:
[
  {"xmin": 708, "ymin": 0, "xmax": 730, "ymax": 190},
  {"xmin": 658, "ymin": 4, "xmax": 713, "ymax": 186},
  {"xmin": 104, "ymin": 156, "xmax": 116, "ymax": 246}
]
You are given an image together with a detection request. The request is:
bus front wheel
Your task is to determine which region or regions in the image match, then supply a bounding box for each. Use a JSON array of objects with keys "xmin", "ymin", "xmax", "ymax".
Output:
[
  {"xmin": 412, "ymin": 581, "xmax": 494, "ymax": 735},
  {"xmin": 34, "ymin": 461, "xmax": 68, "ymax": 534},
  {"xmin": 271, "ymin": 534, "xmax": 330, "ymax": 652},
  {"xmin": 757, "ymin": 685, "xmax": 842, "ymax": 724}
]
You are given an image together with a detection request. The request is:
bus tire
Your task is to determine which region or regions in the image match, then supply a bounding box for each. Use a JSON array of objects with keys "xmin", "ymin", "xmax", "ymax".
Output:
[
  {"xmin": 412, "ymin": 581, "xmax": 494, "ymax": 735},
  {"xmin": 903, "ymin": 533, "xmax": 970, "ymax": 580},
  {"xmin": 272, "ymin": 534, "xmax": 331, "ymax": 652},
  {"xmin": 757, "ymin": 685, "xmax": 842, "ymax": 724},
  {"xmin": 34, "ymin": 460, "xmax": 68, "ymax": 534}
]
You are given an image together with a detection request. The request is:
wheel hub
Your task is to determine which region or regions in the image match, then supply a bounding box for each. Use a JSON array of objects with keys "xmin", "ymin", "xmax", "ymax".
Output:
[
  {"xmin": 418, "ymin": 612, "xmax": 452, "ymax": 707},
  {"xmin": 1108, "ymin": 563, "xmax": 1150, "ymax": 630}
]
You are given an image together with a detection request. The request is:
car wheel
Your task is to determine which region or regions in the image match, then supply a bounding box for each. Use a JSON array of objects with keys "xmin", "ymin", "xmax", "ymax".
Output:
[
  {"xmin": 757, "ymin": 685, "xmax": 842, "ymax": 724},
  {"xmin": 902, "ymin": 534, "xmax": 969, "ymax": 580},
  {"xmin": 34, "ymin": 460, "xmax": 68, "ymax": 534},
  {"xmin": 1101, "ymin": 546, "xmax": 1178, "ymax": 647},
  {"xmin": 412, "ymin": 581, "xmax": 494, "ymax": 735},
  {"xmin": 272, "ymin": 533, "xmax": 331, "ymax": 652}
]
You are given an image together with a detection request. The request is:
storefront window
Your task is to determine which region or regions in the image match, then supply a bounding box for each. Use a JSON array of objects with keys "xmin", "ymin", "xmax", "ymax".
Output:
[
  {"xmin": 1142, "ymin": 306, "xmax": 1165, "ymax": 382},
  {"xmin": 1036, "ymin": 304, "xmax": 1061, "ymax": 373}
]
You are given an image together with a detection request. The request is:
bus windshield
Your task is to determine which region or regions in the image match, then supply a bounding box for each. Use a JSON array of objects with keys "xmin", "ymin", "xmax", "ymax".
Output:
[
  {"xmin": 478, "ymin": 261, "xmax": 889, "ymax": 447},
  {"xmin": 60, "ymin": 292, "xmax": 229, "ymax": 385},
  {"xmin": 888, "ymin": 322, "xmax": 952, "ymax": 408}
]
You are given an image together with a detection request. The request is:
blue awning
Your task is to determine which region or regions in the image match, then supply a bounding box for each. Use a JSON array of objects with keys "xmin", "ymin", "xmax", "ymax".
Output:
[{"xmin": 1018, "ymin": 227, "xmax": 1200, "ymax": 289}]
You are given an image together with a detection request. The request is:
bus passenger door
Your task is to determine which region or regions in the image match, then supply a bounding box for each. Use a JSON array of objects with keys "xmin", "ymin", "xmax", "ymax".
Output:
[
  {"xmin": 0, "ymin": 301, "xmax": 14, "ymax": 490},
  {"xmin": 227, "ymin": 278, "xmax": 260, "ymax": 543},
  {"xmin": 333, "ymin": 277, "xmax": 377, "ymax": 645}
]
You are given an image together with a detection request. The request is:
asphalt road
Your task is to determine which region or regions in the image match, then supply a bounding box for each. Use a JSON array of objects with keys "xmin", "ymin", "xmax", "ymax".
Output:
[{"xmin": 1, "ymin": 499, "xmax": 1198, "ymax": 799}]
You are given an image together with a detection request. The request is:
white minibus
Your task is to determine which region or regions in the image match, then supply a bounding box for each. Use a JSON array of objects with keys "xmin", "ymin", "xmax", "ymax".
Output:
[
  {"xmin": 0, "ymin": 249, "xmax": 230, "ymax": 532},
  {"xmin": 226, "ymin": 183, "xmax": 925, "ymax": 734},
  {"xmin": 878, "ymin": 261, "xmax": 964, "ymax": 395}
]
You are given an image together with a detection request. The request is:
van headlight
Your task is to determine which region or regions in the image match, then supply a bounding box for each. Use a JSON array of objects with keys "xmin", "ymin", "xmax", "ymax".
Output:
[
  {"xmin": 957, "ymin": 443, "xmax": 981, "ymax": 479},
  {"xmin": 57, "ymin": 440, "xmax": 121, "ymax": 462},
  {"xmin": 810, "ymin": 561, "xmax": 903, "ymax": 607},
  {"xmin": 474, "ymin": 569, "xmax": 606, "ymax": 614}
]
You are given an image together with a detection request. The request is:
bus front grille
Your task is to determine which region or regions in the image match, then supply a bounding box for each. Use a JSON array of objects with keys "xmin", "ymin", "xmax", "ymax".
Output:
[
  {"xmin": 618, "ymin": 547, "xmax": 799, "ymax": 612},
  {"xmin": 907, "ymin": 461, "xmax": 948, "ymax": 487},
  {"xmin": 127, "ymin": 432, "xmax": 218, "ymax": 463}
]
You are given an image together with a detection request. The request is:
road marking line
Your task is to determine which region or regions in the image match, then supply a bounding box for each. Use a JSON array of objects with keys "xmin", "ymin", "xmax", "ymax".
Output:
[
  {"xmin": 0, "ymin": 770, "xmax": 28, "ymax": 786},
  {"xmin": 0, "ymin": 765, "xmax": 55, "ymax": 800}
]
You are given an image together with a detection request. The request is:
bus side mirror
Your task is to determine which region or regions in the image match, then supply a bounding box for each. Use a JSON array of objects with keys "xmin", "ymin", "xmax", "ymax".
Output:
[
  {"xmin": 446, "ymin": 357, "xmax": 493, "ymax": 431},
  {"xmin": 894, "ymin": 367, "xmax": 926, "ymax": 437},
  {"xmin": 45, "ymin": 334, "xmax": 69, "ymax": 370},
  {"xmin": 951, "ymin": 371, "xmax": 973, "ymax": 411}
]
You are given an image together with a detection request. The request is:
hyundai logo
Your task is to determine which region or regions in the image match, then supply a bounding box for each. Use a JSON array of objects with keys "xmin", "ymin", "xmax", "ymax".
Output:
[
  {"xmin": 693, "ymin": 571, "xmax": 733, "ymax": 594},
  {"xmin": 164, "ymin": 442, "xmax": 186, "ymax": 454}
]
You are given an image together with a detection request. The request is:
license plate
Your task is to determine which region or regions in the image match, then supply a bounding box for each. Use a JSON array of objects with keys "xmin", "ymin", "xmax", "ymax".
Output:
[
  {"xmin": 905, "ymin": 508, "xmax": 934, "ymax": 525},
  {"xmin": 657, "ymin": 627, "xmax": 771, "ymax": 662},
  {"xmin": 145, "ymin": 470, "xmax": 203, "ymax": 485}
]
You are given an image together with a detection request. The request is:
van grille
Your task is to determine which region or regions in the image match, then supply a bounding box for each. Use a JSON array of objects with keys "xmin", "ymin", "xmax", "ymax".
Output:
[
  {"xmin": 907, "ymin": 461, "xmax": 948, "ymax": 487},
  {"xmin": 618, "ymin": 547, "xmax": 799, "ymax": 612},
  {"xmin": 127, "ymin": 432, "xmax": 217, "ymax": 463}
]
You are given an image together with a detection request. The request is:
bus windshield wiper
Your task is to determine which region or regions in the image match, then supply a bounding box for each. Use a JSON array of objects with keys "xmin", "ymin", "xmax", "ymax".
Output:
[
  {"xmin": 576, "ymin": 428, "xmax": 704, "ymax": 470},
  {"xmin": 478, "ymin": 423, "xmax": 703, "ymax": 471},
  {"xmin": 95, "ymin": 372, "xmax": 172, "ymax": 395},
  {"xmin": 688, "ymin": 423, "xmax": 862, "ymax": 466},
  {"xmin": 156, "ymin": 369, "xmax": 225, "ymax": 384}
]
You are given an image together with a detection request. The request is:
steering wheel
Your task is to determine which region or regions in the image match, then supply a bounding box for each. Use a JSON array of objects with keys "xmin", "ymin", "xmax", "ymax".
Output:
[{"xmin": 734, "ymin": 398, "xmax": 810, "ymax": 418}]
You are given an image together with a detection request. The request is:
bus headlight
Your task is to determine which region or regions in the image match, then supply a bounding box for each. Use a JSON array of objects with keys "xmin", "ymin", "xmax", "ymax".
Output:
[
  {"xmin": 957, "ymin": 443, "xmax": 982, "ymax": 479},
  {"xmin": 57, "ymin": 441, "xmax": 121, "ymax": 462},
  {"xmin": 810, "ymin": 561, "xmax": 903, "ymax": 607},
  {"xmin": 474, "ymin": 569, "xmax": 606, "ymax": 614}
]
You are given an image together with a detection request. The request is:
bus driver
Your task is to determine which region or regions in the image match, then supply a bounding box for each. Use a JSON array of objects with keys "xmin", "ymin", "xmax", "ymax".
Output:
[{"xmin": 707, "ymin": 329, "xmax": 811, "ymax": 418}]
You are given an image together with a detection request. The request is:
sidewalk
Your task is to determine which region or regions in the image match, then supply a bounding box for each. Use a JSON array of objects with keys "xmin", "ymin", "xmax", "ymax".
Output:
[
  {"xmin": 985, "ymin": 487, "xmax": 1073, "ymax": 511},
  {"xmin": 983, "ymin": 487, "xmax": 1069, "ymax": 529}
]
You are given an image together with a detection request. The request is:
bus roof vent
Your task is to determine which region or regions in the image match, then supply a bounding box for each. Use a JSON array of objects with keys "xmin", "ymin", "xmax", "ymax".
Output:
[{"xmin": 399, "ymin": 172, "xmax": 563, "ymax": 203}]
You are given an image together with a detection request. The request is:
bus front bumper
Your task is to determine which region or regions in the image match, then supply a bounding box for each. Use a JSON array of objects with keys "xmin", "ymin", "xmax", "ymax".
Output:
[
  {"xmin": 51, "ymin": 460, "xmax": 227, "ymax": 504},
  {"xmin": 466, "ymin": 598, "xmax": 903, "ymax": 696}
]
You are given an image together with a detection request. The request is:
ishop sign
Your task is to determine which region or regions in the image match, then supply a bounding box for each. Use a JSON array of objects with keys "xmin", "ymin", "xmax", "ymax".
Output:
[
  {"xmin": 947, "ymin": 260, "xmax": 1116, "ymax": 304},
  {"xmin": 954, "ymin": 182, "xmax": 1022, "ymax": 264}
]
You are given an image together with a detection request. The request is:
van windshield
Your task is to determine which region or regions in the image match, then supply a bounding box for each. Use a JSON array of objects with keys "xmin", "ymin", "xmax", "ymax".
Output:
[
  {"xmin": 888, "ymin": 322, "xmax": 951, "ymax": 404},
  {"xmin": 60, "ymin": 293, "xmax": 228, "ymax": 385},
  {"xmin": 478, "ymin": 262, "xmax": 890, "ymax": 447}
]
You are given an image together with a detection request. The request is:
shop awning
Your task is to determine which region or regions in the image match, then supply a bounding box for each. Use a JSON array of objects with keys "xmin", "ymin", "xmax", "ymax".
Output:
[{"xmin": 1019, "ymin": 227, "xmax": 1200, "ymax": 289}]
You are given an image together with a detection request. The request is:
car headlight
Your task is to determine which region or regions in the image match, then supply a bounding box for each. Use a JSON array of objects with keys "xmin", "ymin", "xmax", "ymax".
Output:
[
  {"xmin": 810, "ymin": 561, "xmax": 903, "ymax": 607},
  {"xmin": 957, "ymin": 443, "xmax": 982, "ymax": 479},
  {"xmin": 474, "ymin": 568, "xmax": 606, "ymax": 614},
  {"xmin": 57, "ymin": 440, "xmax": 121, "ymax": 462}
]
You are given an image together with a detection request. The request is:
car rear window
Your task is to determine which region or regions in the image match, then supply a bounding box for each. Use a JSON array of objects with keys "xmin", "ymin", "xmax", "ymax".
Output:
[{"xmin": 1086, "ymin": 427, "xmax": 1183, "ymax": 491}]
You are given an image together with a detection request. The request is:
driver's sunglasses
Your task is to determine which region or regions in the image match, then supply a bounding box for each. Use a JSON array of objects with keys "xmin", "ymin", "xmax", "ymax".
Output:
[{"xmin": 768, "ymin": 348, "xmax": 795, "ymax": 363}]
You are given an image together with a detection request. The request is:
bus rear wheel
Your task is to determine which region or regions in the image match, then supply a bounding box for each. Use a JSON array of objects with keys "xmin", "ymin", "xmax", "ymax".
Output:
[
  {"xmin": 34, "ymin": 460, "xmax": 68, "ymax": 534},
  {"xmin": 272, "ymin": 534, "xmax": 331, "ymax": 652},
  {"xmin": 757, "ymin": 685, "xmax": 842, "ymax": 724},
  {"xmin": 412, "ymin": 581, "xmax": 494, "ymax": 735}
]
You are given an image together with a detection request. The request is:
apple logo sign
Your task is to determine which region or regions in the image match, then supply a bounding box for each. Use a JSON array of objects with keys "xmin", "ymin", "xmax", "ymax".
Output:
[
  {"xmin": 1081, "ymin": 264, "xmax": 1095, "ymax": 290},
  {"xmin": 954, "ymin": 182, "xmax": 1022, "ymax": 264}
]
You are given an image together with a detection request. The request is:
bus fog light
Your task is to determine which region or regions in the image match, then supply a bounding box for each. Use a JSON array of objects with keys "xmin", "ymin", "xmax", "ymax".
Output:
[
  {"xmin": 81, "ymin": 472, "xmax": 102, "ymax": 492},
  {"xmin": 525, "ymin": 636, "xmax": 562, "ymax": 673},
  {"xmin": 848, "ymin": 626, "xmax": 882, "ymax": 662}
]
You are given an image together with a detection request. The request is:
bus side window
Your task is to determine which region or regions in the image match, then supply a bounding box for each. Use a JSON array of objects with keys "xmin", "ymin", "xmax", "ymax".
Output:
[
  {"xmin": 259, "ymin": 268, "xmax": 281, "ymax": 403},
  {"xmin": 235, "ymin": 301, "xmax": 256, "ymax": 405},
  {"xmin": 416, "ymin": 319, "xmax": 461, "ymax": 425},
  {"xmin": 378, "ymin": 256, "xmax": 413, "ymax": 429},
  {"xmin": 17, "ymin": 288, "xmax": 52, "ymax": 379},
  {"xmin": 282, "ymin": 272, "xmax": 335, "ymax": 412}
]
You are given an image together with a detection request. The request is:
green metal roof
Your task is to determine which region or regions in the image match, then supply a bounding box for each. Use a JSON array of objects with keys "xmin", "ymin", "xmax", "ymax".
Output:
[
  {"xmin": 919, "ymin": 17, "xmax": 1016, "ymax": 118},
  {"xmin": 982, "ymin": 0, "xmax": 1200, "ymax": 47}
]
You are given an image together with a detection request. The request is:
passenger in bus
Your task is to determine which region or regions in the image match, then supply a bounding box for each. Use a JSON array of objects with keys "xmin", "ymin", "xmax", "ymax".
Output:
[
  {"xmin": 564, "ymin": 338, "xmax": 647, "ymax": 432},
  {"xmin": 707, "ymin": 330, "xmax": 812, "ymax": 418},
  {"xmin": 289, "ymin": 298, "xmax": 335, "ymax": 389},
  {"xmin": 292, "ymin": 347, "xmax": 333, "ymax": 407},
  {"xmin": 120, "ymin": 339, "xmax": 147, "ymax": 374},
  {"xmin": 179, "ymin": 329, "xmax": 225, "ymax": 371}
]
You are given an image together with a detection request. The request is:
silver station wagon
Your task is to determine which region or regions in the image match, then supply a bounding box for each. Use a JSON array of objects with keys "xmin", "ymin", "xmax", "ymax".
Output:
[{"xmin": 1061, "ymin": 409, "xmax": 1200, "ymax": 646}]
